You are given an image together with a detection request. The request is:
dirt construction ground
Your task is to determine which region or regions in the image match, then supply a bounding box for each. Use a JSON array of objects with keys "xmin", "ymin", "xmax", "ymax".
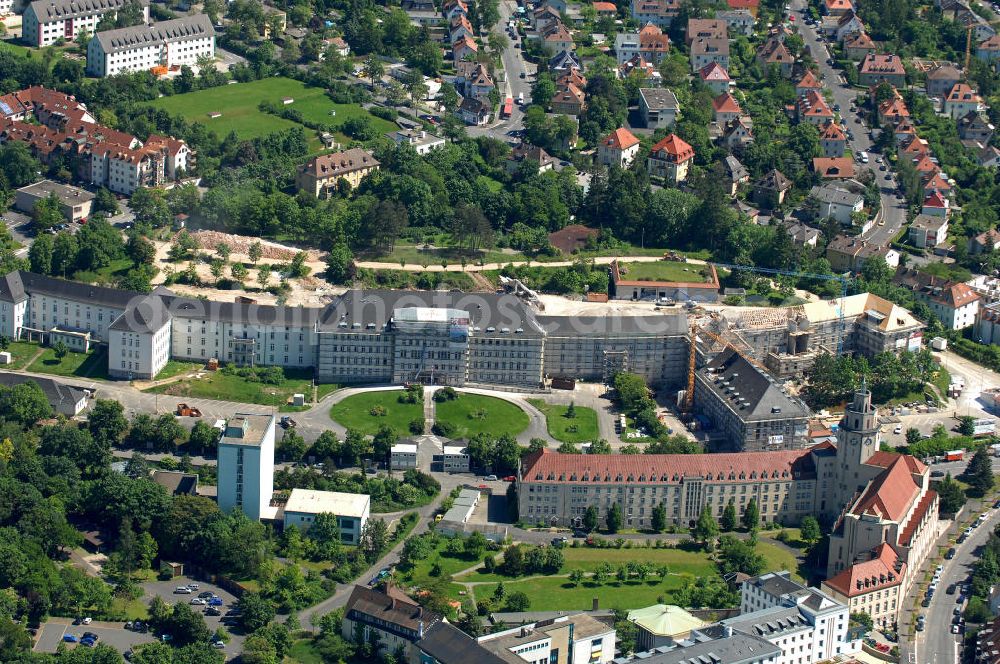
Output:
[{"xmin": 151, "ymin": 231, "xmax": 342, "ymax": 307}]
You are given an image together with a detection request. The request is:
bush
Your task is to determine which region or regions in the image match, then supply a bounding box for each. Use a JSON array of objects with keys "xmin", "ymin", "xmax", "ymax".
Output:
[
  {"xmin": 370, "ymin": 106, "xmax": 397, "ymax": 121},
  {"xmin": 433, "ymin": 387, "xmax": 458, "ymax": 402},
  {"xmin": 370, "ymin": 405, "xmax": 387, "ymax": 417},
  {"xmin": 433, "ymin": 421, "xmax": 457, "ymax": 437},
  {"xmin": 409, "ymin": 418, "xmax": 425, "ymax": 434}
]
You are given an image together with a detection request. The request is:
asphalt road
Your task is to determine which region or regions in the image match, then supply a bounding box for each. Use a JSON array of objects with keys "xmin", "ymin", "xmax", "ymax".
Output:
[
  {"xmin": 142, "ymin": 575, "xmax": 245, "ymax": 657},
  {"xmin": 914, "ymin": 506, "xmax": 1000, "ymax": 664},
  {"xmin": 789, "ymin": 0, "xmax": 907, "ymax": 247}
]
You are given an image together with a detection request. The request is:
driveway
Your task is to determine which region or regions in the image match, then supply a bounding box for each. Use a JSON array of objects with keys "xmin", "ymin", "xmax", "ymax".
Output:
[
  {"xmin": 34, "ymin": 618, "xmax": 156, "ymax": 654},
  {"xmin": 142, "ymin": 575, "xmax": 245, "ymax": 657}
]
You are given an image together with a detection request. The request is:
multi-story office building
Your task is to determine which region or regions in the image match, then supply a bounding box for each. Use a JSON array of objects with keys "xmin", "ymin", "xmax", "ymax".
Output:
[
  {"xmin": 23, "ymin": 0, "xmax": 149, "ymax": 46},
  {"xmin": 87, "ymin": 14, "xmax": 215, "ymax": 77},
  {"xmin": 282, "ymin": 489, "xmax": 369, "ymax": 543},
  {"xmin": 694, "ymin": 348, "xmax": 810, "ymax": 451},
  {"xmin": 216, "ymin": 414, "xmax": 275, "ymax": 521},
  {"xmin": 518, "ymin": 386, "xmax": 937, "ymax": 630},
  {"xmin": 477, "ymin": 614, "xmax": 617, "ymax": 664}
]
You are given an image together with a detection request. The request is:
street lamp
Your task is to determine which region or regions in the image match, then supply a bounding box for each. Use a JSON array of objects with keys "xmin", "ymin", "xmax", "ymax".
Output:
[{"xmin": 270, "ymin": 391, "xmax": 277, "ymax": 416}]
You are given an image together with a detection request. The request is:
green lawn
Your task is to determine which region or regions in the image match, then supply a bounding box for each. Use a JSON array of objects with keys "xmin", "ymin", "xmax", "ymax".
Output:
[
  {"xmin": 4, "ymin": 341, "xmax": 43, "ymax": 370},
  {"xmin": 615, "ymin": 261, "xmax": 716, "ymax": 283},
  {"xmin": 401, "ymin": 543, "xmax": 496, "ymax": 589},
  {"xmin": 287, "ymin": 639, "xmax": 325, "ymax": 664},
  {"xmin": 147, "ymin": 77, "xmax": 394, "ymax": 144},
  {"xmin": 74, "ymin": 258, "xmax": 133, "ymax": 286},
  {"xmin": 145, "ymin": 367, "xmax": 323, "ymax": 408},
  {"xmin": 29, "ymin": 347, "xmax": 109, "ymax": 380},
  {"xmin": 527, "ymin": 400, "xmax": 599, "ymax": 443},
  {"xmin": 329, "ymin": 390, "xmax": 424, "ymax": 436},
  {"xmin": 562, "ymin": 546, "xmax": 718, "ymax": 576},
  {"xmin": 473, "ymin": 575, "xmax": 688, "ymax": 612},
  {"xmin": 434, "ymin": 393, "xmax": 529, "ymax": 439},
  {"xmin": 110, "ymin": 596, "xmax": 149, "ymax": 621},
  {"xmin": 757, "ymin": 541, "xmax": 804, "ymax": 581},
  {"xmin": 154, "ymin": 360, "xmax": 204, "ymax": 381}
]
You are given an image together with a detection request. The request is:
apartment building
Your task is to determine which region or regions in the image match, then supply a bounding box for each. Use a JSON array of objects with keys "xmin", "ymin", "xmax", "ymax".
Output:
[
  {"xmin": 296, "ymin": 148, "xmax": 380, "ymax": 197},
  {"xmin": 217, "ymin": 413, "xmax": 276, "ymax": 521},
  {"xmin": 638, "ymin": 87, "xmax": 679, "ymax": 128},
  {"xmin": 23, "ymin": 0, "xmax": 149, "ymax": 46},
  {"xmin": 87, "ymin": 14, "xmax": 215, "ymax": 77},
  {"xmin": 478, "ymin": 615, "xmax": 616, "ymax": 664}
]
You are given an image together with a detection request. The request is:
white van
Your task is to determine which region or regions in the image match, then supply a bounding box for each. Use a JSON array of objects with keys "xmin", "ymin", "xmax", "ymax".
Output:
[{"xmin": 860, "ymin": 151, "xmax": 869, "ymax": 164}]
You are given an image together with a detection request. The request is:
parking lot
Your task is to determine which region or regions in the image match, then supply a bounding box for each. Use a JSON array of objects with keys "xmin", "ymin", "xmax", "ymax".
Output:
[
  {"xmin": 142, "ymin": 575, "xmax": 246, "ymax": 658},
  {"xmin": 34, "ymin": 618, "xmax": 156, "ymax": 654}
]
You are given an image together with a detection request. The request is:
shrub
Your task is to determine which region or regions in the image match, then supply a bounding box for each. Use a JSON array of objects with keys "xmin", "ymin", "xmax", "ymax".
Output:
[
  {"xmin": 370, "ymin": 106, "xmax": 397, "ymax": 121},
  {"xmin": 370, "ymin": 405, "xmax": 387, "ymax": 417},
  {"xmin": 433, "ymin": 421, "xmax": 458, "ymax": 437}
]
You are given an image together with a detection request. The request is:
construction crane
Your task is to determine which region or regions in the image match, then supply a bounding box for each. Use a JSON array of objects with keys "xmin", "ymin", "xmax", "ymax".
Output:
[
  {"xmin": 681, "ymin": 263, "xmax": 852, "ymax": 415},
  {"xmin": 966, "ymin": 23, "xmax": 973, "ymax": 72}
]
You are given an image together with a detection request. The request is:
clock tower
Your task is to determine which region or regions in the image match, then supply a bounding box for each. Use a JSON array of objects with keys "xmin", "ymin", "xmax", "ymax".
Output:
[{"xmin": 838, "ymin": 380, "xmax": 880, "ymax": 474}]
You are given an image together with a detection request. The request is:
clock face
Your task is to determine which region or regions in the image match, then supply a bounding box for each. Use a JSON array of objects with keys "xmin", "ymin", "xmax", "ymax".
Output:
[{"xmin": 864, "ymin": 437, "xmax": 874, "ymax": 447}]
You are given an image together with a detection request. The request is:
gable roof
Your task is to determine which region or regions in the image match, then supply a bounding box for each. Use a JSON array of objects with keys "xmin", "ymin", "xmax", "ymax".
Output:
[
  {"xmin": 345, "ymin": 585, "xmax": 442, "ymax": 633},
  {"xmin": 819, "ymin": 121, "xmax": 846, "ymax": 140},
  {"xmin": 823, "ymin": 543, "xmax": 904, "ymax": 598},
  {"xmin": 712, "ymin": 92, "xmax": 742, "ymax": 113},
  {"xmin": 699, "ymin": 61, "xmax": 731, "ymax": 82},
  {"xmin": 651, "ymin": 133, "xmax": 694, "ymax": 160},
  {"xmin": 796, "ymin": 70, "xmax": 822, "ymax": 90},
  {"xmin": 850, "ymin": 455, "xmax": 922, "ymax": 521},
  {"xmin": 860, "ymin": 53, "xmax": 905, "ymax": 75},
  {"xmin": 844, "ymin": 31, "xmax": 874, "ymax": 49},
  {"xmin": 813, "ymin": 157, "xmax": 855, "ymax": 178}
]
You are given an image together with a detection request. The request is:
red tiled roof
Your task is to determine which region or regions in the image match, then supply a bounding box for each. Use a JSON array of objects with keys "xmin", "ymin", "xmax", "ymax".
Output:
[
  {"xmin": 813, "ymin": 157, "xmax": 855, "ymax": 178},
  {"xmin": 713, "ymin": 92, "xmax": 742, "ymax": 114},
  {"xmin": 593, "ymin": 1, "xmax": 617, "ymax": 10},
  {"xmin": 823, "ymin": 543, "xmax": 905, "ymax": 598},
  {"xmin": 602, "ymin": 127, "xmax": 640, "ymax": 150},
  {"xmin": 844, "ymin": 31, "xmax": 874, "ymax": 49},
  {"xmin": 924, "ymin": 172, "xmax": 952, "ymax": 191},
  {"xmin": 851, "ymin": 456, "xmax": 921, "ymax": 521},
  {"xmin": 860, "ymin": 53, "xmax": 905, "ymax": 75},
  {"xmin": 863, "ymin": 450, "xmax": 927, "ymax": 474},
  {"xmin": 727, "ymin": 0, "xmax": 759, "ymax": 8},
  {"xmin": 699, "ymin": 61, "xmax": 730, "ymax": 81},
  {"xmin": 519, "ymin": 447, "xmax": 816, "ymax": 484},
  {"xmin": 819, "ymin": 121, "xmax": 846, "ymax": 140},
  {"xmin": 651, "ymin": 133, "xmax": 694, "ymax": 160},
  {"xmin": 900, "ymin": 490, "xmax": 938, "ymax": 546},
  {"xmin": 796, "ymin": 70, "xmax": 822, "ymax": 90},
  {"xmin": 924, "ymin": 190, "xmax": 947, "ymax": 208}
]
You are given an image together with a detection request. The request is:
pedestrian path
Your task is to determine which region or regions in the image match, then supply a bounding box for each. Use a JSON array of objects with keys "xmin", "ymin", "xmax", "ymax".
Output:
[{"xmin": 423, "ymin": 386, "xmax": 436, "ymax": 435}]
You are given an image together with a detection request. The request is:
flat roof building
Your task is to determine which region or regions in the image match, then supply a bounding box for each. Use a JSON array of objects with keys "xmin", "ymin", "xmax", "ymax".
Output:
[
  {"xmin": 217, "ymin": 414, "xmax": 275, "ymax": 521},
  {"xmin": 14, "ymin": 180, "xmax": 94, "ymax": 223},
  {"xmin": 282, "ymin": 488, "xmax": 370, "ymax": 544}
]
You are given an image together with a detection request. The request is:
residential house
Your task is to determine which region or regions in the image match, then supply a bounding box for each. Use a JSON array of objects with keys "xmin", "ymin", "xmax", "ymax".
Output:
[
  {"xmin": 813, "ymin": 157, "xmax": 856, "ymax": 179},
  {"xmin": 639, "ymin": 87, "xmax": 680, "ymax": 128},
  {"xmin": 23, "ymin": 0, "xmax": 150, "ymax": 47},
  {"xmin": 823, "ymin": 0, "xmax": 854, "ymax": 15},
  {"xmin": 689, "ymin": 37, "xmax": 730, "ymax": 71},
  {"xmin": 909, "ymin": 214, "xmax": 949, "ymax": 249},
  {"xmin": 389, "ymin": 129, "xmax": 446, "ymax": 155},
  {"xmin": 533, "ymin": 5, "xmax": 561, "ymax": 32},
  {"xmin": 795, "ymin": 70, "xmax": 823, "ymax": 97},
  {"xmin": 827, "ymin": 235, "xmax": 900, "ymax": 271},
  {"xmin": 843, "ymin": 31, "xmax": 876, "ymax": 60},
  {"xmin": 551, "ymin": 83, "xmax": 586, "ymax": 114},
  {"xmin": 893, "ymin": 268, "xmax": 980, "ymax": 329},
  {"xmin": 820, "ymin": 121, "xmax": 847, "ymax": 157},
  {"xmin": 465, "ymin": 64, "xmax": 494, "ymax": 100},
  {"xmin": 598, "ymin": 127, "xmax": 641, "ymax": 168},
  {"xmin": 296, "ymin": 148, "xmax": 380, "ymax": 198},
  {"xmin": 784, "ymin": 220, "xmax": 821, "ymax": 247},
  {"xmin": 698, "ymin": 62, "xmax": 732, "ymax": 94},
  {"xmin": 459, "ymin": 97, "xmax": 491, "ymax": 125},
  {"xmin": 508, "ymin": 144, "xmax": 556, "ymax": 174},
  {"xmin": 327, "ymin": 37, "xmax": 350, "ymax": 57},
  {"xmin": 721, "ymin": 117, "xmax": 754, "ymax": 151},
  {"xmin": 618, "ymin": 55, "xmax": 661, "ymax": 84},
  {"xmin": 450, "ymin": 14, "xmax": 474, "ymax": 43},
  {"xmin": 716, "ymin": 9, "xmax": 754, "ymax": 36},
  {"xmin": 555, "ymin": 68, "xmax": 587, "ymax": 91},
  {"xmin": 647, "ymin": 134, "xmax": 694, "ymax": 183},
  {"xmin": 452, "ymin": 36, "xmax": 477, "ymax": 62},
  {"xmin": 723, "ymin": 155, "xmax": 749, "ymax": 195},
  {"xmin": 444, "ymin": 0, "xmax": 468, "ymax": 19},
  {"xmin": 811, "ymin": 183, "xmax": 865, "ymax": 225},
  {"xmin": 877, "ymin": 94, "xmax": 910, "ymax": 126},
  {"xmin": 925, "ymin": 63, "xmax": 963, "ymax": 98},
  {"xmin": 543, "ymin": 21, "xmax": 575, "ymax": 53},
  {"xmin": 630, "ymin": 0, "xmax": 680, "ymax": 29},
  {"xmin": 958, "ymin": 111, "xmax": 995, "ymax": 143},
  {"xmin": 549, "ymin": 50, "xmax": 583, "ymax": 75},
  {"xmin": 712, "ymin": 92, "xmax": 742, "ymax": 123},
  {"xmin": 343, "ymin": 585, "xmax": 441, "ymax": 663},
  {"xmin": 971, "ymin": 228, "xmax": 1000, "ymax": 255},
  {"xmin": 593, "ymin": 1, "xmax": 618, "ymax": 16},
  {"xmin": 752, "ymin": 169, "xmax": 792, "ymax": 208},
  {"xmin": 944, "ymin": 83, "xmax": 983, "ymax": 119},
  {"xmin": 832, "ymin": 10, "xmax": 864, "ymax": 41},
  {"xmin": 798, "ymin": 89, "xmax": 834, "ymax": 125},
  {"xmin": 686, "ymin": 18, "xmax": 727, "ymax": 45},
  {"xmin": 756, "ymin": 38, "xmax": 794, "ymax": 77},
  {"xmin": 977, "ymin": 34, "xmax": 1000, "ymax": 62},
  {"xmin": 894, "ymin": 118, "xmax": 917, "ymax": 144},
  {"xmin": 922, "ymin": 189, "xmax": 950, "ymax": 217},
  {"xmin": 616, "ymin": 24, "xmax": 671, "ymax": 64},
  {"xmin": 726, "ymin": 0, "xmax": 759, "ymax": 16},
  {"xmin": 858, "ymin": 54, "xmax": 906, "ymax": 87}
]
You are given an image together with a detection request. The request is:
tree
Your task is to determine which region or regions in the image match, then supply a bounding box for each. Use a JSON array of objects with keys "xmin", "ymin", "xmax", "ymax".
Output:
[
  {"xmin": 582, "ymin": 505, "xmax": 599, "ymax": 532},
  {"xmin": 800, "ymin": 516, "xmax": 821, "ymax": 544},
  {"xmin": 166, "ymin": 602, "xmax": 212, "ymax": 646},
  {"xmin": 188, "ymin": 420, "xmax": 220, "ymax": 456},
  {"xmin": 440, "ymin": 82, "xmax": 459, "ymax": 111},
  {"xmin": 88, "ymin": 399, "xmax": 128, "ymax": 448},
  {"xmin": 324, "ymin": 243, "xmax": 355, "ymax": 284},
  {"xmin": 693, "ymin": 505, "xmax": 719, "ymax": 545},
  {"xmin": 850, "ymin": 611, "xmax": 874, "ymax": 632},
  {"xmin": 360, "ymin": 518, "xmax": 389, "ymax": 562},
  {"xmin": 936, "ymin": 473, "xmax": 966, "ymax": 514},
  {"xmin": 605, "ymin": 503, "xmax": 622, "ymax": 534},
  {"xmin": 958, "ymin": 416, "xmax": 977, "ymax": 437},
  {"xmin": 742, "ymin": 497, "xmax": 760, "ymax": 531},
  {"xmin": 29, "ymin": 233, "xmax": 54, "ymax": 275},
  {"xmin": 1, "ymin": 381, "xmax": 54, "ymax": 425},
  {"xmin": 906, "ymin": 428, "xmax": 922, "ymax": 446},
  {"xmin": 568, "ymin": 569, "xmax": 584, "ymax": 586},
  {"xmin": 505, "ymin": 591, "xmax": 530, "ymax": 612},
  {"xmin": 362, "ymin": 55, "xmax": 385, "ymax": 87},
  {"xmin": 278, "ymin": 429, "xmax": 307, "ymax": 462},
  {"xmin": 966, "ymin": 448, "xmax": 995, "ymax": 497},
  {"xmin": 588, "ymin": 439, "xmax": 612, "ymax": 454},
  {"xmin": 126, "ymin": 234, "xmax": 156, "ymax": 266},
  {"xmin": 238, "ymin": 593, "xmax": 275, "ymax": 632},
  {"xmin": 721, "ymin": 500, "xmax": 737, "ymax": 532},
  {"xmin": 718, "ymin": 536, "xmax": 765, "ymax": 576},
  {"xmin": 31, "ymin": 194, "xmax": 63, "ymax": 231},
  {"xmin": 651, "ymin": 503, "xmax": 667, "ymax": 533},
  {"xmin": 248, "ymin": 241, "xmax": 263, "ymax": 265}
]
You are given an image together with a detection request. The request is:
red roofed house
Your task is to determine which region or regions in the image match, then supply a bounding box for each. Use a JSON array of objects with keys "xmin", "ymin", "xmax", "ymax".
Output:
[
  {"xmin": 593, "ymin": 1, "xmax": 618, "ymax": 15},
  {"xmin": 858, "ymin": 53, "xmax": 906, "ymax": 87},
  {"xmin": 550, "ymin": 83, "xmax": 586, "ymax": 115},
  {"xmin": 877, "ymin": 94, "xmax": 909, "ymax": 126},
  {"xmin": 726, "ymin": 0, "xmax": 759, "ymax": 17},
  {"xmin": 698, "ymin": 62, "xmax": 732, "ymax": 95},
  {"xmin": 647, "ymin": 133, "xmax": 694, "ymax": 183},
  {"xmin": 795, "ymin": 70, "xmax": 822, "ymax": 97},
  {"xmin": 823, "ymin": 0, "xmax": 854, "ymax": 15},
  {"xmin": 797, "ymin": 89, "xmax": 834, "ymax": 125},
  {"xmin": 822, "ymin": 544, "xmax": 905, "ymax": 630},
  {"xmin": 813, "ymin": 157, "xmax": 855, "ymax": 179},
  {"xmin": 598, "ymin": 127, "xmax": 641, "ymax": 168},
  {"xmin": 977, "ymin": 34, "xmax": 1000, "ymax": 63},
  {"xmin": 712, "ymin": 92, "xmax": 742, "ymax": 123},
  {"xmin": 819, "ymin": 121, "xmax": 847, "ymax": 157},
  {"xmin": 922, "ymin": 189, "xmax": 950, "ymax": 217},
  {"xmin": 452, "ymin": 36, "xmax": 477, "ymax": 62},
  {"xmin": 893, "ymin": 267, "xmax": 980, "ymax": 329},
  {"xmin": 944, "ymin": 83, "xmax": 984, "ymax": 120}
]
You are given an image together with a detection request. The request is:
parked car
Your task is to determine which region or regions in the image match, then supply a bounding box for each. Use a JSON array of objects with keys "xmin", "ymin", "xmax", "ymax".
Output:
[
  {"xmin": 213, "ymin": 641, "xmax": 226, "ymax": 649},
  {"xmin": 946, "ymin": 547, "xmax": 956, "ymax": 559},
  {"xmin": 205, "ymin": 607, "xmax": 222, "ymax": 617},
  {"xmin": 893, "ymin": 424, "xmax": 902, "ymax": 434},
  {"xmin": 198, "ymin": 592, "xmax": 215, "ymax": 599},
  {"xmin": 484, "ymin": 474, "xmax": 498, "ymax": 481},
  {"xmin": 63, "ymin": 634, "xmax": 79, "ymax": 643},
  {"xmin": 190, "ymin": 598, "xmax": 207, "ymax": 605},
  {"xmin": 208, "ymin": 597, "xmax": 224, "ymax": 606},
  {"xmin": 187, "ymin": 583, "xmax": 199, "ymax": 590},
  {"xmin": 174, "ymin": 586, "xmax": 192, "ymax": 594}
]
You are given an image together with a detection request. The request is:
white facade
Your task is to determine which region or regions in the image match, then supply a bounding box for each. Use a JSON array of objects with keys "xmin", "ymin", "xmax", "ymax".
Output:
[
  {"xmin": 87, "ymin": 15, "xmax": 215, "ymax": 77},
  {"xmin": 282, "ymin": 488, "xmax": 370, "ymax": 543},
  {"xmin": 24, "ymin": 0, "xmax": 150, "ymax": 47},
  {"xmin": 109, "ymin": 317, "xmax": 170, "ymax": 379},
  {"xmin": 390, "ymin": 443, "xmax": 418, "ymax": 470},
  {"xmin": 217, "ymin": 414, "xmax": 276, "ymax": 521}
]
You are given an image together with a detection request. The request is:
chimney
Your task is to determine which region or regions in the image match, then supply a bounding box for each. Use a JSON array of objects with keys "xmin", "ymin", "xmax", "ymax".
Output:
[
  {"xmin": 724, "ymin": 625, "xmax": 733, "ymax": 638},
  {"xmin": 520, "ymin": 627, "xmax": 530, "ymax": 637}
]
